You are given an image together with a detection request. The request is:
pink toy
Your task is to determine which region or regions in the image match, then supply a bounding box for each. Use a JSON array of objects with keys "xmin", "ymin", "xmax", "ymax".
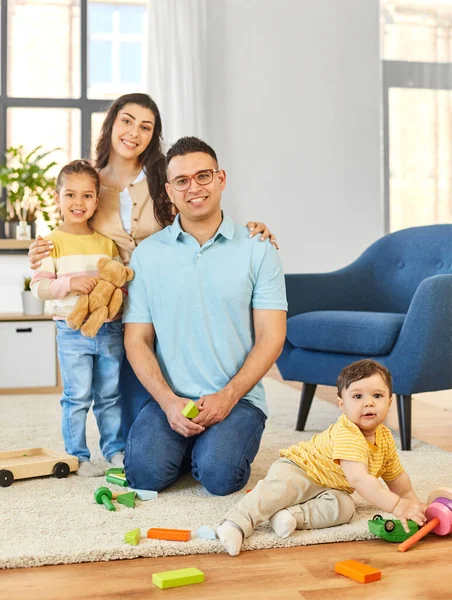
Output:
[
  {"xmin": 424, "ymin": 502, "xmax": 452, "ymax": 536},
  {"xmin": 436, "ymin": 497, "xmax": 452, "ymax": 510},
  {"xmin": 398, "ymin": 487, "xmax": 452, "ymax": 552}
]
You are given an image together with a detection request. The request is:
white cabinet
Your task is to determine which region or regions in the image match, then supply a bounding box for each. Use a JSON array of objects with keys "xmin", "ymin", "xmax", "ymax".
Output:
[{"xmin": 0, "ymin": 320, "xmax": 57, "ymax": 388}]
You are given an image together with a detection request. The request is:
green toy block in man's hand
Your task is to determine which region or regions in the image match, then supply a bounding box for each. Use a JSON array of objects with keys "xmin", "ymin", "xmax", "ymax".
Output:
[{"xmin": 182, "ymin": 400, "xmax": 199, "ymax": 419}]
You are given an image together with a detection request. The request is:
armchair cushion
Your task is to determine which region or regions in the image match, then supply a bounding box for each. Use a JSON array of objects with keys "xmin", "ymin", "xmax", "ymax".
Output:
[{"xmin": 286, "ymin": 310, "xmax": 406, "ymax": 356}]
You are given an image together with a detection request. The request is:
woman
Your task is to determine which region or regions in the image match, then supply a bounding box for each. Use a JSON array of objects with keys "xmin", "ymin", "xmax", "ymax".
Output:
[{"xmin": 28, "ymin": 93, "xmax": 278, "ymax": 435}]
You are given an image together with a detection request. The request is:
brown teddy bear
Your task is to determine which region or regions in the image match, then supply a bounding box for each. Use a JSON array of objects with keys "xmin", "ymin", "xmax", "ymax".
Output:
[{"xmin": 67, "ymin": 257, "xmax": 134, "ymax": 338}]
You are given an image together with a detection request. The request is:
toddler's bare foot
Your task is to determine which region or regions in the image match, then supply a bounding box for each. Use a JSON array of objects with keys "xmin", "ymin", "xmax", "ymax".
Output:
[
  {"xmin": 76, "ymin": 461, "xmax": 105, "ymax": 477},
  {"xmin": 109, "ymin": 451, "xmax": 124, "ymax": 467},
  {"xmin": 269, "ymin": 509, "xmax": 297, "ymax": 538},
  {"xmin": 217, "ymin": 521, "xmax": 244, "ymax": 556}
]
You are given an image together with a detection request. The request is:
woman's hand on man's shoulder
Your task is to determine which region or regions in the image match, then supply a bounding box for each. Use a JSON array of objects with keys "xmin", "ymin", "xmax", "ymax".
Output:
[{"xmin": 28, "ymin": 235, "xmax": 54, "ymax": 270}]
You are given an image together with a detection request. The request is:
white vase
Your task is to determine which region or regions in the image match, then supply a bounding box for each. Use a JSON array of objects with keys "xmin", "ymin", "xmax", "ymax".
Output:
[
  {"xmin": 16, "ymin": 221, "xmax": 32, "ymax": 240},
  {"xmin": 22, "ymin": 291, "xmax": 44, "ymax": 315}
]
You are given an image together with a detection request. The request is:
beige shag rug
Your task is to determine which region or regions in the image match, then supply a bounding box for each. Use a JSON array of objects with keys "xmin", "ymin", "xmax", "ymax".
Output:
[{"xmin": 0, "ymin": 378, "xmax": 450, "ymax": 569}]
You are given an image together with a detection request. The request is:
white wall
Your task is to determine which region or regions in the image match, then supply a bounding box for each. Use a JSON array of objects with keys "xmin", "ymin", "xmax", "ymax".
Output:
[
  {"xmin": 205, "ymin": 0, "xmax": 382, "ymax": 273},
  {"xmin": 0, "ymin": 255, "xmax": 33, "ymax": 313}
]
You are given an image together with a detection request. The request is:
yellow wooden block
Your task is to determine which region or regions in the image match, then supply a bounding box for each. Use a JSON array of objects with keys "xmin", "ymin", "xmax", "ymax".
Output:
[
  {"xmin": 182, "ymin": 401, "xmax": 199, "ymax": 419},
  {"xmin": 124, "ymin": 528, "xmax": 141, "ymax": 546},
  {"xmin": 152, "ymin": 567, "xmax": 204, "ymax": 589}
]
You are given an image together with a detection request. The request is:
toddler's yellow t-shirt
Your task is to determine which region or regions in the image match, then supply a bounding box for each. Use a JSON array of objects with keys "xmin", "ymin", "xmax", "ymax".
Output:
[{"xmin": 280, "ymin": 413, "xmax": 404, "ymax": 493}]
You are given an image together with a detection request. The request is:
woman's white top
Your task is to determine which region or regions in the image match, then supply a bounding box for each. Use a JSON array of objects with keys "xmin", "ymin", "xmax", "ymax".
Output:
[{"xmin": 119, "ymin": 169, "xmax": 146, "ymax": 234}]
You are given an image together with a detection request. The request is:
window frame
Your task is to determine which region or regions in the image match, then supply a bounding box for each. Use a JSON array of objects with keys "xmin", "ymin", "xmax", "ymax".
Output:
[
  {"xmin": 88, "ymin": 3, "xmax": 147, "ymax": 93},
  {"xmin": 382, "ymin": 60, "xmax": 452, "ymax": 232},
  {"xmin": 0, "ymin": 0, "xmax": 111, "ymax": 168}
]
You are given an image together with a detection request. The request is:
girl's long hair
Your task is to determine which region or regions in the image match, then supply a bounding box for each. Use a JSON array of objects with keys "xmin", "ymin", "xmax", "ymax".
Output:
[{"xmin": 94, "ymin": 93, "xmax": 174, "ymax": 228}]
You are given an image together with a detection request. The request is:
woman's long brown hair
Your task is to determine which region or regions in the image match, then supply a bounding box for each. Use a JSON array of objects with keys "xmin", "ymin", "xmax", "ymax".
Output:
[{"xmin": 94, "ymin": 93, "xmax": 174, "ymax": 228}]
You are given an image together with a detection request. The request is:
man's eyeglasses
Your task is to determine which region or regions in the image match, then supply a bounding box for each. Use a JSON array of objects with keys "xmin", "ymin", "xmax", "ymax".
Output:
[{"xmin": 168, "ymin": 169, "xmax": 221, "ymax": 192}]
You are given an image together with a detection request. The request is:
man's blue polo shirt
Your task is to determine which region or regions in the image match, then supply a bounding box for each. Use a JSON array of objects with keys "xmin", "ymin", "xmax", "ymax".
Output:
[{"xmin": 123, "ymin": 213, "xmax": 287, "ymax": 415}]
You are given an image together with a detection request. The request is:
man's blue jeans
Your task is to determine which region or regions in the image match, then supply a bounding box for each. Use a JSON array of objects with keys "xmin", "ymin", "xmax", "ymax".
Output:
[
  {"xmin": 56, "ymin": 320, "xmax": 125, "ymax": 462},
  {"xmin": 119, "ymin": 355, "xmax": 151, "ymax": 439},
  {"xmin": 124, "ymin": 398, "xmax": 267, "ymax": 496}
]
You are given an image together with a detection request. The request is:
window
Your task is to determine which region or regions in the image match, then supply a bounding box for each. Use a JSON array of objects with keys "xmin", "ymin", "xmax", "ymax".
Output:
[
  {"xmin": 88, "ymin": 2, "xmax": 147, "ymax": 99},
  {"xmin": 0, "ymin": 0, "xmax": 148, "ymax": 184},
  {"xmin": 381, "ymin": 1, "xmax": 452, "ymax": 232}
]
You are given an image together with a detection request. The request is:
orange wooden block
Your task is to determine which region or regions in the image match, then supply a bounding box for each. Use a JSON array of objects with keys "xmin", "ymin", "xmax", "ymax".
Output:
[
  {"xmin": 334, "ymin": 560, "xmax": 381, "ymax": 584},
  {"xmin": 147, "ymin": 528, "xmax": 191, "ymax": 542},
  {"xmin": 398, "ymin": 518, "xmax": 440, "ymax": 553}
]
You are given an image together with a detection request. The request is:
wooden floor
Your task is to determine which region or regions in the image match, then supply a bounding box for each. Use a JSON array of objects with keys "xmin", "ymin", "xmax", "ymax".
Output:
[
  {"xmin": 2, "ymin": 370, "xmax": 451, "ymax": 600},
  {"xmin": 3, "ymin": 538, "xmax": 450, "ymax": 600}
]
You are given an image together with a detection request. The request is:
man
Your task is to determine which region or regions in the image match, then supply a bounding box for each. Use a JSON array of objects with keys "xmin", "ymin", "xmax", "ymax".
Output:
[{"xmin": 123, "ymin": 136, "xmax": 287, "ymax": 496}]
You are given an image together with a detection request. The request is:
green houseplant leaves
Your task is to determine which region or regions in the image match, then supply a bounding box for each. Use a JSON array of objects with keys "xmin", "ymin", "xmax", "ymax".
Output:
[{"xmin": 0, "ymin": 145, "xmax": 60, "ymax": 228}]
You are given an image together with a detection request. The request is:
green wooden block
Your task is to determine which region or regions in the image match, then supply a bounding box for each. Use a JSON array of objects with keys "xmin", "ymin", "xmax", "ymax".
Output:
[
  {"xmin": 182, "ymin": 400, "xmax": 199, "ymax": 419},
  {"xmin": 117, "ymin": 491, "xmax": 136, "ymax": 508},
  {"xmin": 106, "ymin": 474, "xmax": 128, "ymax": 487},
  {"xmin": 124, "ymin": 528, "xmax": 141, "ymax": 546},
  {"xmin": 152, "ymin": 567, "xmax": 204, "ymax": 590},
  {"xmin": 105, "ymin": 467, "xmax": 125, "ymax": 476}
]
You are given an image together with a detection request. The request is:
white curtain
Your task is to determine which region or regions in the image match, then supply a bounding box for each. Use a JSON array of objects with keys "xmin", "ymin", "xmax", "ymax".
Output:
[{"xmin": 147, "ymin": 0, "xmax": 208, "ymax": 149}]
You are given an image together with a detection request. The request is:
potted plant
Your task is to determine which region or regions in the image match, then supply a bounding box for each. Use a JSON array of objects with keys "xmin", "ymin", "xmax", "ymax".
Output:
[
  {"xmin": 0, "ymin": 199, "xmax": 19, "ymax": 239},
  {"xmin": 0, "ymin": 145, "xmax": 60, "ymax": 240},
  {"xmin": 22, "ymin": 276, "xmax": 44, "ymax": 315}
]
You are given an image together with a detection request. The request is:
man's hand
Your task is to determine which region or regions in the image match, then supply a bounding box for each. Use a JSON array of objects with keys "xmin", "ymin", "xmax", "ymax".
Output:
[
  {"xmin": 192, "ymin": 391, "xmax": 236, "ymax": 428},
  {"xmin": 163, "ymin": 397, "xmax": 205, "ymax": 438},
  {"xmin": 70, "ymin": 276, "xmax": 98, "ymax": 294},
  {"xmin": 393, "ymin": 497, "xmax": 427, "ymax": 532}
]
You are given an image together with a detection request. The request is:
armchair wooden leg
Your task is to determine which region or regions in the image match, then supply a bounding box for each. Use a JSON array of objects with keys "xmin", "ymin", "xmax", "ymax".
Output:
[
  {"xmin": 296, "ymin": 384, "xmax": 317, "ymax": 431},
  {"xmin": 396, "ymin": 394, "xmax": 412, "ymax": 451}
]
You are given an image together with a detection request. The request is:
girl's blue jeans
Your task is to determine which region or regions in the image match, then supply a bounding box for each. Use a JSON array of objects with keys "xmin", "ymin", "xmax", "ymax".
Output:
[{"xmin": 56, "ymin": 320, "xmax": 125, "ymax": 462}]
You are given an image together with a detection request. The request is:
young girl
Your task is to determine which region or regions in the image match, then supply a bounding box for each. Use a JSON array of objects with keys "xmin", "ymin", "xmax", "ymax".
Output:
[
  {"xmin": 31, "ymin": 160, "xmax": 126, "ymax": 477},
  {"xmin": 218, "ymin": 360, "xmax": 426, "ymax": 555}
]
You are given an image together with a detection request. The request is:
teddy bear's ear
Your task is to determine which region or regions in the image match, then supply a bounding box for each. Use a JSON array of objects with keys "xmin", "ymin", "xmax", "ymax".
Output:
[
  {"xmin": 97, "ymin": 257, "xmax": 110, "ymax": 270},
  {"xmin": 126, "ymin": 267, "xmax": 134, "ymax": 282}
]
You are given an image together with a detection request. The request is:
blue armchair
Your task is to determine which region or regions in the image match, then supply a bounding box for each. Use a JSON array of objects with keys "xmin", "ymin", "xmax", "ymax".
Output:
[{"xmin": 276, "ymin": 224, "xmax": 452, "ymax": 450}]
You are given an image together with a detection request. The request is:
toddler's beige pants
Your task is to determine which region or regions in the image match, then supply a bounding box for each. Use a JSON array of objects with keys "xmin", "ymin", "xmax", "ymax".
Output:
[{"xmin": 224, "ymin": 458, "xmax": 355, "ymax": 538}]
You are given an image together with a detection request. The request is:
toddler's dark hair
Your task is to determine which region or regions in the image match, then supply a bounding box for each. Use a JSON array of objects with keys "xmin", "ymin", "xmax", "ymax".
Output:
[
  {"xmin": 336, "ymin": 359, "xmax": 393, "ymax": 397},
  {"xmin": 56, "ymin": 160, "xmax": 100, "ymax": 196}
]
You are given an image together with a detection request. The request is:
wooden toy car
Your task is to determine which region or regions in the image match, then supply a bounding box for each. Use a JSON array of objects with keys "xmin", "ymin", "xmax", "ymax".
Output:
[
  {"xmin": 368, "ymin": 514, "xmax": 419, "ymax": 542},
  {"xmin": 0, "ymin": 447, "xmax": 78, "ymax": 487}
]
